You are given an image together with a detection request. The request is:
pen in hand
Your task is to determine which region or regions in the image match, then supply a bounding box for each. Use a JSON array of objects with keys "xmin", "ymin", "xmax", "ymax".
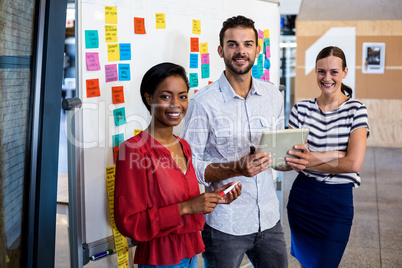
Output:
[{"xmin": 250, "ymin": 145, "xmax": 256, "ymax": 155}]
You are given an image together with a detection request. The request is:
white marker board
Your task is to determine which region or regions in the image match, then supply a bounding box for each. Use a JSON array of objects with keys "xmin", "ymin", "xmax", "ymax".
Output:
[{"xmin": 76, "ymin": 0, "xmax": 280, "ymax": 254}]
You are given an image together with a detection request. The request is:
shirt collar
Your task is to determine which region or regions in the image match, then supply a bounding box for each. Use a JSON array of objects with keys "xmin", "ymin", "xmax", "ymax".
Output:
[{"xmin": 218, "ymin": 72, "xmax": 264, "ymax": 103}]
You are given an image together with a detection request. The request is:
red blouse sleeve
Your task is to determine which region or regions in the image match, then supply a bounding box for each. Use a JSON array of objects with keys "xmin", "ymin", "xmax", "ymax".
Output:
[{"xmin": 114, "ymin": 140, "xmax": 181, "ymax": 242}]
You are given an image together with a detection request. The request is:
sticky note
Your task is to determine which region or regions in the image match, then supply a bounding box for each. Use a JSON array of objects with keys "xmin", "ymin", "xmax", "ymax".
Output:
[
  {"xmin": 119, "ymin": 43, "xmax": 131, "ymax": 61},
  {"xmin": 192, "ymin": 19, "xmax": 201, "ymax": 35},
  {"xmin": 264, "ymin": 58, "xmax": 271, "ymax": 70},
  {"xmin": 208, "ymin": 81, "xmax": 213, "ymax": 85},
  {"xmin": 112, "ymin": 86, "xmax": 125, "ymax": 104},
  {"xmin": 200, "ymin": 42, "xmax": 208, "ymax": 54},
  {"xmin": 134, "ymin": 17, "xmax": 146, "ymax": 34},
  {"xmin": 190, "ymin": 37, "xmax": 199, "ymax": 52},
  {"xmin": 201, "ymin": 53, "xmax": 209, "ymax": 65},
  {"xmin": 265, "ymin": 46, "xmax": 271, "ymax": 59},
  {"xmin": 85, "ymin": 30, "xmax": 99, "ymax": 49},
  {"xmin": 113, "ymin": 107, "xmax": 127, "ymax": 126},
  {"xmin": 112, "ymin": 133, "xmax": 124, "ymax": 147},
  {"xmin": 258, "ymin": 54, "xmax": 264, "ymax": 76},
  {"xmin": 258, "ymin": 29, "xmax": 264, "ymax": 40},
  {"xmin": 264, "ymin": 29, "xmax": 270, "ymax": 38},
  {"xmin": 105, "ymin": 25, "xmax": 117, "ymax": 43},
  {"xmin": 189, "ymin": 54, "xmax": 198, "ymax": 68},
  {"xmin": 86, "ymin": 79, "xmax": 100, "ymax": 98},
  {"xmin": 258, "ymin": 39, "xmax": 263, "ymax": 51},
  {"xmin": 155, "ymin": 13, "xmax": 166, "ymax": 29},
  {"xmin": 118, "ymin": 64, "xmax": 130, "ymax": 81},
  {"xmin": 134, "ymin": 129, "xmax": 142, "ymax": 136},
  {"xmin": 107, "ymin": 44, "xmax": 120, "ymax": 62},
  {"xmin": 201, "ymin": 64, "xmax": 210, "ymax": 79},
  {"xmin": 252, "ymin": 65, "xmax": 261, "ymax": 79},
  {"xmin": 113, "ymin": 145, "xmax": 120, "ymax": 163},
  {"xmin": 189, "ymin": 73, "xmax": 198, "ymax": 88},
  {"xmin": 85, "ymin": 52, "xmax": 101, "ymax": 71},
  {"xmin": 261, "ymin": 69, "xmax": 270, "ymax": 81},
  {"xmin": 264, "ymin": 38, "xmax": 270, "ymax": 47},
  {"xmin": 105, "ymin": 64, "xmax": 118, "ymax": 82},
  {"xmin": 105, "ymin": 6, "xmax": 117, "ymax": 24}
]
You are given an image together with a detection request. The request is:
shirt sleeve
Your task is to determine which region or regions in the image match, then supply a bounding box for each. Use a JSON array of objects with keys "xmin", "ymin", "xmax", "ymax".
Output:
[
  {"xmin": 180, "ymin": 98, "xmax": 212, "ymax": 186},
  {"xmin": 351, "ymin": 103, "xmax": 370, "ymax": 137},
  {"xmin": 114, "ymin": 142, "xmax": 181, "ymax": 242},
  {"xmin": 288, "ymin": 104, "xmax": 300, "ymax": 129}
]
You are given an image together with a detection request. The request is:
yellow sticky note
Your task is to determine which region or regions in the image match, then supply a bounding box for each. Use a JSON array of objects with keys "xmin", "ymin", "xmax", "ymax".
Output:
[
  {"xmin": 134, "ymin": 129, "xmax": 142, "ymax": 136},
  {"xmin": 155, "ymin": 13, "xmax": 166, "ymax": 29},
  {"xmin": 200, "ymin": 42, "xmax": 208, "ymax": 54},
  {"xmin": 264, "ymin": 29, "xmax": 270, "ymax": 38},
  {"xmin": 192, "ymin": 19, "xmax": 201, "ymax": 35},
  {"xmin": 105, "ymin": 25, "xmax": 118, "ymax": 43},
  {"xmin": 258, "ymin": 39, "xmax": 263, "ymax": 50},
  {"xmin": 107, "ymin": 44, "xmax": 120, "ymax": 62},
  {"xmin": 105, "ymin": 6, "xmax": 117, "ymax": 24}
]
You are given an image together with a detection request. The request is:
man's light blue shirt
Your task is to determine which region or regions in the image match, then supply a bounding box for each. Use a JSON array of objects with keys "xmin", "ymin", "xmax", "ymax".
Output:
[{"xmin": 181, "ymin": 72, "xmax": 284, "ymax": 235}]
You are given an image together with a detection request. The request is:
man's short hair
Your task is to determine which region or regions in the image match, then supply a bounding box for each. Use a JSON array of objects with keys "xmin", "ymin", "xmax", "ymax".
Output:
[{"xmin": 219, "ymin": 15, "xmax": 258, "ymax": 47}]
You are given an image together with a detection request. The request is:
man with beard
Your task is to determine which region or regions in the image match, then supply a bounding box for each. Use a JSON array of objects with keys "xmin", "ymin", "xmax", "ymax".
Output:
[{"xmin": 181, "ymin": 16, "xmax": 309, "ymax": 268}]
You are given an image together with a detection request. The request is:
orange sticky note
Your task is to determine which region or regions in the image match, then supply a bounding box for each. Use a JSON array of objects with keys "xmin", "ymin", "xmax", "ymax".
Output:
[
  {"xmin": 190, "ymin": 37, "xmax": 199, "ymax": 52},
  {"xmin": 112, "ymin": 86, "xmax": 125, "ymax": 104},
  {"xmin": 113, "ymin": 145, "xmax": 120, "ymax": 163},
  {"xmin": 134, "ymin": 17, "xmax": 146, "ymax": 34},
  {"xmin": 86, "ymin": 79, "xmax": 100, "ymax": 98}
]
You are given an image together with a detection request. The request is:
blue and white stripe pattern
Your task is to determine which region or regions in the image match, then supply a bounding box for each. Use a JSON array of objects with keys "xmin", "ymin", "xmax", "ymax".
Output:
[{"xmin": 289, "ymin": 98, "xmax": 369, "ymax": 186}]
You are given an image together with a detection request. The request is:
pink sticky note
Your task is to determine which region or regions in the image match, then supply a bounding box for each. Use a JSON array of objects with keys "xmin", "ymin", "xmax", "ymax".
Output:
[
  {"xmin": 261, "ymin": 69, "xmax": 270, "ymax": 81},
  {"xmin": 201, "ymin": 53, "xmax": 210, "ymax": 65},
  {"xmin": 258, "ymin": 29, "xmax": 264, "ymax": 40},
  {"xmin": 265, "ymin": 46, "xmax": 271, "ymax": 58},
  {"xmin": 86, "ymin": 52, "xmax": 101, "ymax": 71},
  {"xmin": 105, "ymin": 64, "xmax": 118, "ymax": 82}
]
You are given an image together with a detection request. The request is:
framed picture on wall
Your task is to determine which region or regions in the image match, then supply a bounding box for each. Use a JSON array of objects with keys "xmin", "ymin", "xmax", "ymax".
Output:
[{"xmin": 362, "ymin": 42, "xmax": 385, "ymax": 74}]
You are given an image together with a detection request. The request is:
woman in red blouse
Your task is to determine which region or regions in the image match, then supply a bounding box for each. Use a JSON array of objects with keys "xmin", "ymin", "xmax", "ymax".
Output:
[{"xmin": 114, "ymin": 62, "xmax": 242, "ymax": 267}]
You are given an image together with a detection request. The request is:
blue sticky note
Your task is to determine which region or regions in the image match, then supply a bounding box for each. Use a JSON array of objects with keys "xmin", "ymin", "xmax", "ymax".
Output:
[
  {"xmin": 264, "ymin": 58, "xmax": 271, "ymax": 70},
  {"xmin": 120, "ymin": 43, "xmax": 131, "ymax": 61},
  {"xmin": 189, "ymin": 73, "xmax": 198, "ymax": 88},
  {"xmin": 190, "ymin": 54, "xmax": 198, "ymax": 68},
  {"xmin": 113, "ymin": 107, "xmax": 127, "ymax": 126},
  {"xmin": 201, "ymin": 64, "xmax": 210, "ymax": 79},
  {"xmin": 252, "ymin": 65, "xmax": 261, "ymax": 79},
  {"xmin": 85, "ymin": 30, "xmax": 99, "ymax": 49},
  {"xmin": 112, "ymin": 133, "xmax": 124, "ymax": 147},
  {"xmin": 118, "ymin": 64, "xmax": 131, "ymax": 81},
  {"xmin": 258, "ymin": 55, "xmax": 264, "ymax": 76}
]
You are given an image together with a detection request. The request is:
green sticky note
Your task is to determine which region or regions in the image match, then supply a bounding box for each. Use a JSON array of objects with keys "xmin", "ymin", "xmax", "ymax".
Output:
[
  {"xmin": 112, "ymin": 133, "xmax": 124, "ymax": 147},
  {"xmin": 85, "ymin": 30, "xmax": 99, "ymax": 49},
  {"xmin": 201, "ymin": 64, "xmax": 210, "ymax": 79},
  {"xmin": 258, "ymin": 54, "xmax": 264, "ymax": 76},
  {"xmin": 113, "ymin": 107, "xmax": 127, "ymax": 126},
  {"xmin": 189, "ymin": 73, "xmax": 198, "ymax": 88}
]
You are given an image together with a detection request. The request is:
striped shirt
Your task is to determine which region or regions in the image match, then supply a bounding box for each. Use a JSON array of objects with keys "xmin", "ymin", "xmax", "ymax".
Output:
[{"xmin": 289, "ymin": 98, "xmax": 369, "ymax": 186}]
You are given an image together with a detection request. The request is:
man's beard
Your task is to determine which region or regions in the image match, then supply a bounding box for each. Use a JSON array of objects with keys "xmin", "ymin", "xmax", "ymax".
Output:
[{"xmin": 223, "ymin": 54, "xmax": 254, "ymax": 75}]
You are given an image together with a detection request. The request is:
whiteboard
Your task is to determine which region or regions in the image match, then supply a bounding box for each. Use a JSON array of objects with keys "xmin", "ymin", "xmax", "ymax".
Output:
[{"xmin": 77, "ymin": 0, "xmax": 280, "ymax": 251}]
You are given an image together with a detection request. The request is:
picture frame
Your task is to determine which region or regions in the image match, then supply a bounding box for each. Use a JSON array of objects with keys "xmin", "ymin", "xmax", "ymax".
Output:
[{"xmin": 362, "ymin": 42, "xmax": 385, "ymax": 74}]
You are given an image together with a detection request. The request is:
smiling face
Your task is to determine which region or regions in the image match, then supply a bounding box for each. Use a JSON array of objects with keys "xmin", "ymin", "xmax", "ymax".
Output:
[
  {"xmin": 145, "ymin": 75, "xmax": 188, "ymax": 129},
  {"xmin": 218, "ymin": 26, "xmax": 260, "ymax": 76},
  {"xmin": 315, "ymin": 55, "xmax": 348, "ymax": 96}
]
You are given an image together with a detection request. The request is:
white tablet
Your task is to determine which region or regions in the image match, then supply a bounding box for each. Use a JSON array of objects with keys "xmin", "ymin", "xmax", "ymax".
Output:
[{"xmin": 256, "ymin": 128, "xmax": 310, "ymax": 169}]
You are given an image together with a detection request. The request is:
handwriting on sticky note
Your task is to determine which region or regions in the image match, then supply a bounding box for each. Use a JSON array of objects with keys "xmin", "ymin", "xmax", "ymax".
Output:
[
  {"xmin": 155, "ymin": 13, "xmax": 166, "ymax": 29},
  {"xmin": 200, "ymin": 42, "xmax": 208, "ymax": 54},
  {"xmin": 85, "ymin": 53, "xmax": 100, "ymax": 71},
  {"xmin": 192, "ymin": 19, "xmax": 201, "ymax": 34},
  {"xmin": 119, "ymin": 43, "xmax": 131, "ymax": 61},
  {"xmin": 108, "ymin": 44, "xmax": 120, "ymax": 62},
  {"xmin": 258, "ymin": 29, "xmax": 264, "ymax": 40},
  {"xmin": 134, "ymin": 17, "xmax": 146, "ymax": 34},
  {"xmin": 190, "ymin": 37, "xmax": 199, "ymax": 52},
  {"xmin": 112, "ymin": 86, "xmax": 125, "ymax": 104},
  {"xmin": 201, "ymin": 53, "xmax": 209, "ymax": 65},
  {"xmin": 85, "ymin": 30, "xmax": 99, "ymax": 49},
  {"xmin": 264, "ymin": 29, "xmax": 270, "ymax": 38},
  {"xmin": 86, "ymin": 79, "xmax": 100, "ymax": 98},
  {"xmin": 189, "ymin": 73, "xmax": 198, "ymax": 88},
  {"xmin": 113, "ymin": 107, "xmax": 127, "ymax": 126},
  {"xmin": 201, "ymin": 64, "xmax": 210, "ymax": 79},
  {"xmin": 118, "ymin": 64, "xmax": 130, "ymax": 81},
  {"xmin": 105, "ymin": 6, "xmax": 117, "ymax": 24},
  {"xmin": 105, "ymin": 64, "xmax": 118, "ymax": 82},
  {"xmin": 112, "ymin": 133, "xmax": 124, "ymax": 147},
  {"xmin": 189, "ymin": 54, "xmax": 198, "ymax": 68},
  {"xmin": 105, "ymin": 25, "xmax": 117, "ymax": 43}
]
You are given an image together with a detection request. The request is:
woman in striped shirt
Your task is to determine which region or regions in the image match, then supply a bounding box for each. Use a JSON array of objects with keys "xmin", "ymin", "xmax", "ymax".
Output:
[{"xmin": 286, "ymin": 46, "xmax": 369, "ymax": 268}]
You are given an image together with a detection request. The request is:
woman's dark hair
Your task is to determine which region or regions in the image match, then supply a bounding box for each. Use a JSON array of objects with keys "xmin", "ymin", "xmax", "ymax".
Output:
[
  {"xmin": 140, "ymin": 62, "xmax": 189, "ymax": 112},
  {"xmin": 219, "ymin": 15, "xmax": 258, "ymax": 47},
  {"xmin": 315, "ymin": 46, "xmax": 353, "ymax": 97}
]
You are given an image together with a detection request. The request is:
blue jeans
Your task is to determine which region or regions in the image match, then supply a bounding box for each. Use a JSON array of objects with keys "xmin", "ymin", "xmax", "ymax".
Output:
[
  {"xmin": 202, "ymin": 221, "xmax": 288, "ymax": 268},
  {"xmin": 138, "ymin": 256, "xmax": 197, "ymax": 268}
]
